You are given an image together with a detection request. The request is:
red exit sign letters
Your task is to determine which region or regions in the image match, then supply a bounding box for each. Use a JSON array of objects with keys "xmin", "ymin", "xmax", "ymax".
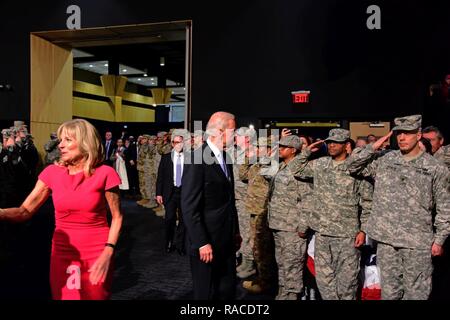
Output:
[{"xmin": 292, "ymin": 91, "xmax": 310, "ymax": 104}]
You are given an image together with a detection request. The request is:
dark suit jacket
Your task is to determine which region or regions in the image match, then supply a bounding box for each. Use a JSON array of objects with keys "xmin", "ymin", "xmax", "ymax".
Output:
[
  {"xmin": 156, "ymin": 152, "xmax": 179, "ymax": 203},
  {"xmin": 103, "ymin": 140, "xmax": 115, "ymax": 164},
  {"xmin": 124, "ymin": 142, "xmax": 137, "ymax": 164},
  {"xmin": 181, "ymin": 143, "xmax": 239, "ymax": 257}
]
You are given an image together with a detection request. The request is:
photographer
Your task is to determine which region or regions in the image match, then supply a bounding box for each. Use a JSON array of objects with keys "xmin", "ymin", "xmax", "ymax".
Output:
[{"xmin": 44, "ymin": 132, "xmax": 61, "ymax": 166}]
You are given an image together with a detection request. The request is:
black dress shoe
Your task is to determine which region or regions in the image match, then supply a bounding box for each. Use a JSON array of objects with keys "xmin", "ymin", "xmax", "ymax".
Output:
[{"xmin": 166, "ymin": 242, "xmax": 173, "ymax": 253}]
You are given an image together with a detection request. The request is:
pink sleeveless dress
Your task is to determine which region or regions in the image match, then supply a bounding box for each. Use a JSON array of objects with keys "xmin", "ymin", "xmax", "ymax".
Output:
[{"xmin": 39, "ymin": 165, "xmax": 121, "ymax": 300}]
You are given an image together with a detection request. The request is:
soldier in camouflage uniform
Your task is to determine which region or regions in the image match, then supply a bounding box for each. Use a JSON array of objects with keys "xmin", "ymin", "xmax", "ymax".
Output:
[
  {"xmin": 296, "ymin": 128, "xmax": 371, "ymax": 300},
  {"xmin": 262, "ymin": 134, "xmax": 312, "ymax": 300},
  {"xmin": 143, "ymin": 135, "xmax": 159, "ymax": 209},
  {"xmin": 157, "ymin": 131, "xmax": 172, "ymax": 156},
  {"xmin": 348, "ymin": 115, "xmax": 450, "ymax": 300},
  {"xmin": 137, "ymin": 135, "xmax": 152, "ymax": 206},
  {"xmin": 422, "ymin": 126, "xmax": 450, "ymax": 170},
  {"xmin": 234, "ymin": 127, "xmax": 257, "ymax": 278},
  {"xmin": 239, "ymin": 136, "xmax": 277, "ymax": 293},
  {"xmin": 422, "ymin": 126, "xmax": 450, "ymax": 299}
]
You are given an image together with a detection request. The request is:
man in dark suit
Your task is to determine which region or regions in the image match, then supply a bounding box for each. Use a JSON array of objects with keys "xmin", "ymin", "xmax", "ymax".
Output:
[
  {"xmin": 156, "ymin": 131, "xmax": 187, "ymax": 255},
  {"xmin": 103, "ymin": 131, "xmax": 115, "ymax": 166},
  {"xmin": 181, "ymin": 111, "xmax": 241, "ymax": 300}
]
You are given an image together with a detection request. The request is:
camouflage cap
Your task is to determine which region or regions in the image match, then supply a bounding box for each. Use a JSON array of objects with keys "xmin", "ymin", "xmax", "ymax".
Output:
[
  {"xmin": 157, "ymin": 131, "xmax": 167, "ymax": 138},
  {"xmin": 392, "ymin": 114, "xmax": 422, "ymax": 132},
  {"xmin": 254, "ymin": 136, "xmax": 271, "ymax": 147},
  {"xmin": 325, "ymin": 128, "xmax": 350, "ymax": 143},
  {"xmin": 149, "ymin": 135, "xmax": 157, "ymax": 140},
  {"xmin": 14, "ymin": 121, "xmax": 25, "ymax": 127},
  {"xmin": 278, "ymin": 135, "xmax": 302, "ymax": 151},
  {"xmin": 236, "ymin": 127, "xmax": 249, "ymax": 136},
  {"xmin": 142, "ymin": 134, "xmax": 151, "ymax": 139}
]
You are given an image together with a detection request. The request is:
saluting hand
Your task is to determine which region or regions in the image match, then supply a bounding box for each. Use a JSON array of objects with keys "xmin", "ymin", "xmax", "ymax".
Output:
[
  {"xmin": 432, "ymin": 243, "xmax": 444, "ymax": 257},
  {"xmin": 308, "ymin": 140, "xmax": 325, "ymax": 153},
  {"xmin": 354, "ymin": 231, "xmax": 366, "ymax": 248},
  {"xmin": 281, "ymin": 128, "xmax": 292, "ymax": 138},
  {"xmin": 372, "ymin": 131, "xmax": 393, "ymax": 151}
]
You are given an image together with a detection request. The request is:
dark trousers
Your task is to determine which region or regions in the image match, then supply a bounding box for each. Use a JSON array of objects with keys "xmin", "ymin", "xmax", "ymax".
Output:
[
  {"xmin": 190, "ymin": 251, "xmax": 236, "ymax": 300},
  {"xmin": 165, "ymin": 188, "xmax": 185, "ymax": 249},
  {"xmin": 126, "ymin": 165, "xmax": 139, "ymax": 196}
]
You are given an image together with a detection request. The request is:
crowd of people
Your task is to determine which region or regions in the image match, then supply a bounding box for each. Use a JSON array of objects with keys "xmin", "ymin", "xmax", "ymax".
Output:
[{"xmin": 0, "ymin": 112, "xmax": 449, "ymax": 300}]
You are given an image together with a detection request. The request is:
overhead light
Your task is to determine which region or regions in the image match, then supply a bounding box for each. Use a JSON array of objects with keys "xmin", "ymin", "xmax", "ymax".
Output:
[
  {"xmin": 249, "ymin": 124, "xmax": 255, "ymax": 130},
  {"xmin": 160, "ymin": 57, "xmax": 165, "ymax": 67},
  {"xmin": 153, "ymin": 104, "xmax": 157, "ymax": 107},
  {"xmin": 104, "ymin": 63, "xmax": 108, "ymax": 67},
  {"xmin": 122, "ymin": 69, "xmax": 127, "ymax": 73},
  {"xmin": 144, "ymin": 73, "xmax": 148, "ymax": 77},
  {"xmin": 89, "ymin": 64, "xmax": 94, "ymax": 68},
  {"xmin": 138, "ymin": 78, "xmax": 142, "ymax": 81}
]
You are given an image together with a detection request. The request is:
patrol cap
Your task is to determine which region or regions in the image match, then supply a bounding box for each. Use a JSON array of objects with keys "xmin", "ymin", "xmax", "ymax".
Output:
[
  {"xmin": 254, "ymin": 136, "xmax": 271, "ymax": 147},
  {"xmin": 392, "ymin": 114, "xmax": 422, "ymax": 132},
  {"xmin": 278, "ymin": 135, "xmax": 302, "ymax": 151},
  {"xmin": 149, "ymin": 135, "xmax": 157, "ymax": 140},
  {"xmin": 325, "ymin": 128, "xmax": 350, "ymax": 143},
  {"xmin": 157, "ymin": 131, "xmax": 167, "ymax": 138},
  {"xmin": 236, "ymin": 127, "xmax": 249, "ymax": 136},
  {"xmin": 14, "ymin": 121, "xmax": 25, "ymax": 128},
  {"xmin": 142, "ymin": 134, "xmax": 151, "ymax": 139}
]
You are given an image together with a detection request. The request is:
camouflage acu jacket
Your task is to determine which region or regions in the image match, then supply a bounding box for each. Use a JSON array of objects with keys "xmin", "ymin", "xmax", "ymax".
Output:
[
  {"xmin": 239, "ymin": 162, "xmax": 270, "ymax": 215},
  {"xmin": 296, "ymin": 149, "xmax": 371, "ymax": 238},
  {"xmin": 262, "ymin": 155, "xmax": 312, "ymax": 233},
  {"xmin": 348, "ymin": 145, "xmax": 450, "ymax": 249}
]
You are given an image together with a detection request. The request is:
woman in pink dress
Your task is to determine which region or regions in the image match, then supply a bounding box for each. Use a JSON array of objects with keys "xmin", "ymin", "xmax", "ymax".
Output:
[{"xmin": 0, "ymin": 119, "xmax": 123, "ymax": 300}]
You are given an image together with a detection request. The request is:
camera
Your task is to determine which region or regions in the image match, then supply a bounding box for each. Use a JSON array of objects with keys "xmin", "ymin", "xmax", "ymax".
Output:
[{"xmin": 1, "ymin": 128, "xmax": 14, "ymax": 139}]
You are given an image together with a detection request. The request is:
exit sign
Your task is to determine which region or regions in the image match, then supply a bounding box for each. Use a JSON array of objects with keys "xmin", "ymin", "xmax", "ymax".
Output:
[{"xmin": 292, "ymin": 90, "xmax": 310, "ymax": 104}]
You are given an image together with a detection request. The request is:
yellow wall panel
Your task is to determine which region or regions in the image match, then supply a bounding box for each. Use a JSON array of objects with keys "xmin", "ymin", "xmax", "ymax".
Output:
[
  {"xmin": 122, "ymin": 105, "xmax": 155, "ymax": 122},
  {"xmin": 73, "ymin": 97, "xmax": 115, "ymax": 121},
  {"xmin": 123, "ymin": 92, "xmax": 155, "ymax": 105},
  {"xmin": 73, "ymin": 80, "xmax": 106, "ymax": 97}
]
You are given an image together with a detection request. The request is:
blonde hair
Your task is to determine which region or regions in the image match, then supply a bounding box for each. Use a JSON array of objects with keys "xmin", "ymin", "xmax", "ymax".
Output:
[{"xmin": 57, "ymin": 119, "xmax": 104, "ymax": 177}]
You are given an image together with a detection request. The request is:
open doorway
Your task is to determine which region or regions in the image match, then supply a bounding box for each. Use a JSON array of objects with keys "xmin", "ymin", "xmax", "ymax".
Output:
[{"xmin": 30, "ymin": 20, "xmax": 192, "ymax": 158}]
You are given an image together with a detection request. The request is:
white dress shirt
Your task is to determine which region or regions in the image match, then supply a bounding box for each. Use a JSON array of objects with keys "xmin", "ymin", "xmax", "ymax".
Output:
[
  {"xmin": 207, "ymin": 138, "xmax": 226, "ymax": 168},
  {"xmin": 172, "ymin": 151, "xmax": 184, "ymax": 187}
]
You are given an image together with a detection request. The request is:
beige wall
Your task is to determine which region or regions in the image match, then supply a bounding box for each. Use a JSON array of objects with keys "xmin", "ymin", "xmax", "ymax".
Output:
[
  {"xmin": 30, "ymin": 34, "xmax": 73, "ymax": 159},
  {"xmin": 350, "ymin": 122, "xmax": 391, "ymax": 141}
]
